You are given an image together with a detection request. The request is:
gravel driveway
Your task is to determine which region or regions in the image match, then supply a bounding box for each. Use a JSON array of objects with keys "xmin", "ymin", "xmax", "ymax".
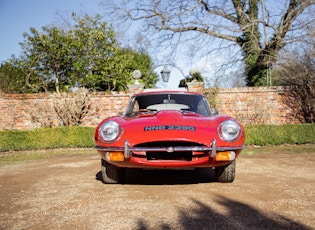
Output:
[{"xmin": 0, "ymin": 147, "xmax": 314, "ymax": 229}]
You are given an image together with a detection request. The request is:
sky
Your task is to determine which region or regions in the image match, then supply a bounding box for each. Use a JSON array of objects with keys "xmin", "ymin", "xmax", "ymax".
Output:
[
  {"xmin": 0, "ymin": 0, "xmax": 231, "ymax": 88},
  {"xmin": 0, "ymin": 0, "xmax": 187, "ymax": 88},
  {"xmin": 0, "ymin": 0, "xmax": 99, "ymax": 63}
]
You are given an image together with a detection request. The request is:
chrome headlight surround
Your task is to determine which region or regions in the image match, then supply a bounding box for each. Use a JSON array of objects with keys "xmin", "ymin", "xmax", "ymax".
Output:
[
  {"xmin": 218, "ymin": 120, "xmax": 241, "ymax": 142},
  {"xmin": 99, "ymin": 120, "xmax": 123, "ymax": 142}
]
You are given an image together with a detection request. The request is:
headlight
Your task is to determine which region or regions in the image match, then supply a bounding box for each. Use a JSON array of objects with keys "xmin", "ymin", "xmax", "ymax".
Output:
[
  {"xmin": 99, "ymin": 121, "xmax": 122, "ymax": 142},
  {"xmin": 218, "ymin": 120, "xmax": 241, "ymax": 142}
]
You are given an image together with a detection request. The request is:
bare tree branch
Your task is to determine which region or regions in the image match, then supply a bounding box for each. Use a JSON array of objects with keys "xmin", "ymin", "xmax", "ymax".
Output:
[{"xmin": 102, "ymin": 0, "xmax": 315, "ymax": 86}]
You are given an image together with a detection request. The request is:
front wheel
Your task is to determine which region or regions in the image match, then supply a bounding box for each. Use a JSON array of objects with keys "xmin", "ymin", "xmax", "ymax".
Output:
[
  {"xmin": 215, "ymin": 161, "xmax": 235, "ymax": 183},
  {"xmin": 101, "ymin": 159, "xmax": 125, "ymax": 184}
]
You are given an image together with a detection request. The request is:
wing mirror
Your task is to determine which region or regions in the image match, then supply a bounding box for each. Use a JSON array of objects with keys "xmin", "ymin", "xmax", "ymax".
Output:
[{"xmin": 212, "ymin": 109, "xmax": 219, "ymax": 116}]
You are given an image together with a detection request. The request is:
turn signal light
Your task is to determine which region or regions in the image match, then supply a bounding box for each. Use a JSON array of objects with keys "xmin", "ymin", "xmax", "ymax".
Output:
[
  {"xmin": 216, "ymin": 151, "xmax": 235, "ymax": 161},
  {"xmin": 108, "ymin": 152, "xmax": 125, "ymax": 161}
]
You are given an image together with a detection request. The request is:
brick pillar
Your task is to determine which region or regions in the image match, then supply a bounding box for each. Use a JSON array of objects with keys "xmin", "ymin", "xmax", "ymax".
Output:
[
  {"xmin": 186, "ymin": 81, "xmax": 204, "ymax": 92},
  {"xmin": 128, "ymin": 83, "xmax": 144, "ymax": 94}
]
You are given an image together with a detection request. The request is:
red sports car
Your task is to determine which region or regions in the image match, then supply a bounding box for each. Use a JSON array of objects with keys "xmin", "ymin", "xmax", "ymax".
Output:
[{"xmin": 95, "ymin": 89, "xmax": 245, "ymax": 183}]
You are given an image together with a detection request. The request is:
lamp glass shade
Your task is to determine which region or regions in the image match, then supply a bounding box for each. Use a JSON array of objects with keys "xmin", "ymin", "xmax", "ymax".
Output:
[{"xmin": 160, "ymin": 66, "xmax": 171, "ymax": 82}]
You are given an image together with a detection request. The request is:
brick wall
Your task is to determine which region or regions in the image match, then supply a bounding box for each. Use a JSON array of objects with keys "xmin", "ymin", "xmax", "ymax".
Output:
[
  {"xmin": 215, "ymin": 87, "xmax": 293, "ymax": 125},
  {"xmin": 0, "ymin": 84, "xmax": 295, "ymax": 130},
  {"xmin": 0, "ymin": 91, "xmax": 132, "ymax": 130},
  {"xmin": 0, "ymin": 92, "xmax": 55, "ymax": 130}
]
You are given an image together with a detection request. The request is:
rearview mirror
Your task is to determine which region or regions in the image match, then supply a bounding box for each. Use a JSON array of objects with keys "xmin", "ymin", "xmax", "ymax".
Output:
[{"xmin": 163, "ymin": 99, "xmax": 176, "ymax": 104}]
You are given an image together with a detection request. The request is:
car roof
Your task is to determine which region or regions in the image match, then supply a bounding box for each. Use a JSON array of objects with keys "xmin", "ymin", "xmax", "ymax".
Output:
[{"xmin": 133, "ymin": 88, "xmax": 204, "ymax": 97}]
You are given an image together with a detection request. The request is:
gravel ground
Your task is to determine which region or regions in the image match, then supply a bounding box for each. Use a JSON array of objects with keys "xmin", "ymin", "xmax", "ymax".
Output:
[{"xmin": 0, "ymin": 148, "xmax": 314, "ymax": 230}]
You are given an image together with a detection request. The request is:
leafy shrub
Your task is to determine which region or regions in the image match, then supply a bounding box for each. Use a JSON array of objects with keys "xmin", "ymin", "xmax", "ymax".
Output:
[
  {"xmin": 0, "ymin": 124, "xmax": 314, "ymax": 152},
  {"xmin": 245, "ymin": 124, "xmax": 315, "ymax": 146},
  {"xmin": 0, "ymin": 126, "xmax": 95, "ymax": 152}
]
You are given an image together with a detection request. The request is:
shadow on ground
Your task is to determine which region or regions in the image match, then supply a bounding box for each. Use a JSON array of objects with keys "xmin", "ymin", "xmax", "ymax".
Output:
[
  {"xmin": 137, "ymin": 196, "xmax": 311, "ymax": 230},
  {"xmin": 95, "ymin": 169, "xmax": 311, "ymax": 229},
  {"xmin": 96, "ymin": 167, "xmax": 215, "ymax": 185}
]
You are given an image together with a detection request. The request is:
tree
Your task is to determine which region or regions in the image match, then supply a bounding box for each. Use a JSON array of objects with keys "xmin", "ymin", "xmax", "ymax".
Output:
[
  {"xmin": 20, "ymin": 26, "xmax": 77, "ymax": 93},
  {"xmin": 1, "ymin": 14, "xmax": 157, "ymax": 93},
  {"xmin": 67, "ymin": 14, "xmax": 157, "ymax": 91},
  {"xmin": 0, "ymin": 62, "xmax": 27, "ymax": 93},
  {"xmin": 0, "ymin": 59, "xmax": 45, "ymax": 93},
  {"xmin": 179, "ymin": 69, "xmax": 204, "ymax": 87},
  {"xmin": 103, "ymin": 0, "xmax": 315, "ymax": 86},
  {"xmin": 276, "ymin": 47, "xmax": 315, "ymax": 123},
  {"xmin": 115, "ymin": 48, "xmax": 159, "ymax": 89},
  {"xmin": 70, "ymin": 14, "xmax": 122, "ymax": 91}
]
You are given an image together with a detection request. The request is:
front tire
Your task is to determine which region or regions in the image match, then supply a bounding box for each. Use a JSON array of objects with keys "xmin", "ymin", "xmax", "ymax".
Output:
[
  {"xmin": 215, "ymin": 161, "xmax": 235, "ymax": 183},
  {"xmin": 101, "ymin": 159, "xmax": 125, "ymax": 184}
]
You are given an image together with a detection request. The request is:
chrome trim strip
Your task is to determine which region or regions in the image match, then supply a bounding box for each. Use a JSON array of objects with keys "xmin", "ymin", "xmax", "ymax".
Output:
[
  {"xmin": 95, "ymin": 146, "xmax": 244, "ymax": 152},
  {"xmin": 95, "ymin": 146, "xmax": 124, "ymax": 151},
  {"xmin": 95, "ymin": 140, "xmax": 245, "ymax": 159}
]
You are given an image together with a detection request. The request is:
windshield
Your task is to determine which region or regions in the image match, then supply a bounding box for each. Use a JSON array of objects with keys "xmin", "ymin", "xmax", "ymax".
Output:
[{"xmin": 126, "ymin": 93, "xmax": 212, "ymax": 116}]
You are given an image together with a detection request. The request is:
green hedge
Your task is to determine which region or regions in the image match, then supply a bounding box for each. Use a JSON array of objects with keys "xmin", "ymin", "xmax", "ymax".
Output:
[
  {"xmin": 0, "ymin": 126, "xmax": 95, "ymax": 152},
  {"xmin": 245, "ymin": 124, "xmax": 315, "ymax": 146},
  {"xmin": 0, "ymin": 124, "xmax": 314, "ymax": 152}
]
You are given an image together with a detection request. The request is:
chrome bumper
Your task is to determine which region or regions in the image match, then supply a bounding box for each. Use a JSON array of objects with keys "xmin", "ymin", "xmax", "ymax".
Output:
[{"xmin": 95, "ymin": 139, "xmax": 245, "ymax": 159}]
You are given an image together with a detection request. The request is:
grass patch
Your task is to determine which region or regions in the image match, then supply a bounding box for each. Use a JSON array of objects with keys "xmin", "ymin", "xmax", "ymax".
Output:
[
  {"xmin": 0, "ymin": 148, "xmax": 96, "ymax": 167},
  {"xmin": 242, "ymin": 144, "xmax": 315, "ymax": 155}
]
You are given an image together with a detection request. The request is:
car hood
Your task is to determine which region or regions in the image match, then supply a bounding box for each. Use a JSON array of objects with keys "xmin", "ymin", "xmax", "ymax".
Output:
[{"xmin": 96, "ymin": 111, "xmax": 244, "ymax": 147}]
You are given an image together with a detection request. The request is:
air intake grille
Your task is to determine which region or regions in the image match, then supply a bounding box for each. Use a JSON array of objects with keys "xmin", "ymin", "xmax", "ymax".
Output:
[{"xmin": 134, "ymin": 141, "xmax": 206, "ymax": 161}]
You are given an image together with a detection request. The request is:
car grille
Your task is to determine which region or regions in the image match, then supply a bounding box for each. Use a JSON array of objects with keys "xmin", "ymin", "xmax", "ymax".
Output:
[{"xmin": 134, "ymin": 141, "xmax": 206, "ymax": 161}]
